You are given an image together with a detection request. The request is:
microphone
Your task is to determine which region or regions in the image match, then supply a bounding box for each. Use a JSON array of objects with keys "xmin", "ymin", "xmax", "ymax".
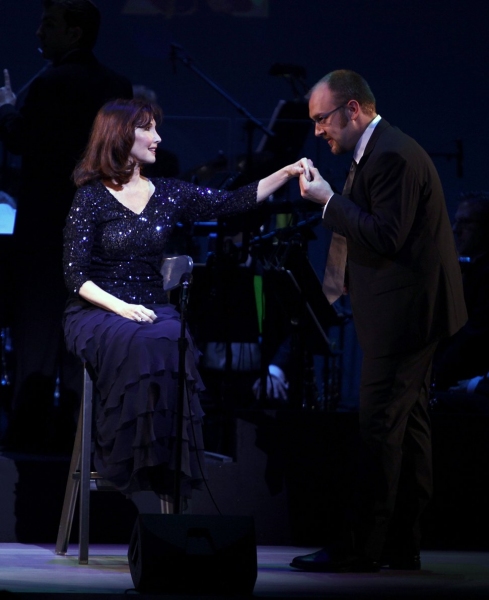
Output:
[{"xmin": 179, "ymin": 272, "xmax": 192, "ymax": 304}]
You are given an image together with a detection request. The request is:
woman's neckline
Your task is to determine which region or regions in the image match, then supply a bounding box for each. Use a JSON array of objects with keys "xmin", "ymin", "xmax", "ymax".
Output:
[{"xmin": 103, "ymin": 178, "xmax": 155, "ymax": 215}]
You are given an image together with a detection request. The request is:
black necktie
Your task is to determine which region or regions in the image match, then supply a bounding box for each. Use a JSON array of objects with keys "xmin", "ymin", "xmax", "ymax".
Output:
[{"xmin": 322, "ymin": 160, "xmax": 357, "ymax": 304}]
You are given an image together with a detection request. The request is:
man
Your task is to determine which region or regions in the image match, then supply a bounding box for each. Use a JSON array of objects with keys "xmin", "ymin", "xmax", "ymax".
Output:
[
  {"xmin": 291, "ymin": 70, "xmax": 467, "ymax": 572},
  {"xmin": 0, "ymin": 0, "xmax": 132, "ymax": 452},
  {"xmin": 433, "ymin": 192, "xmax": 489, "ymax": 390}
]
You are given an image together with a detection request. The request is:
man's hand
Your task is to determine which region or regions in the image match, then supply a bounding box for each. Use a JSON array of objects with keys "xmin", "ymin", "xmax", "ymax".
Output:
[
  {"xmin": 299, "ymin": 162, "xmax": 334, "ymax": 206},
  {"xmin": 0, "ymin": 69, "xmax": 17, "ymax": 107},
  {"xmin": 252, "ymin": 365, "xmax": 289, "ymax": 402}
]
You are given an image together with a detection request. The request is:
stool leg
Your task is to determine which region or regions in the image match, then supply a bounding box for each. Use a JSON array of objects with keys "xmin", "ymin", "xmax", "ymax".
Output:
[
  {"xmin": 55, "ymin": 403, "xmax": 82, "ymax": 555},
  {"xmin": 78, "ymin": 366, "xmax": 93, "ymax": 564},
  {"xmin": 160, "ymin": 495, "xmax": 174, "ymax": 514},
  {"xmin": 159, "ymin": 495, "xmax": 191, "ymax": 514}
]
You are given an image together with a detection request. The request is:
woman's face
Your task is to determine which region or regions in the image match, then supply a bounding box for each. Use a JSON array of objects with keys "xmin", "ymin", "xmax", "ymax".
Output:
[{"xmin": 129, "ymin": 119, "xmax": 161, "ymax": 165}]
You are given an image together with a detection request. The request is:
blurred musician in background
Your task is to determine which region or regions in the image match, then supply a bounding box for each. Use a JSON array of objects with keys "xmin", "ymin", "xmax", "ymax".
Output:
[{"xmin": 0, "ymin": 0, "xmax": 132, "ymax": 452}]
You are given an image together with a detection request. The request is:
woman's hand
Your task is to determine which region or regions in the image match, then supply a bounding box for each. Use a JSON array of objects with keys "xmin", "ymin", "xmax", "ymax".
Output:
[
  {"xmin": 285, "ymin": 157, "xmax": 314, "ymax": 181},
  {"xmin": 79, "ymin": 281, "xmax": 157, "ymax": 322},
  {"xmin": 256, "ymin": 157, "xmax": 314, "ymax": 202},
  {"xmin": 117, "ymin": 303, "xmax": 157, "ymax": 323}
]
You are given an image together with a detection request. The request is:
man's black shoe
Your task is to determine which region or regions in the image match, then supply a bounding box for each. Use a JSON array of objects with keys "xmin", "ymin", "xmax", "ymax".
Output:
[{"xmin": 290, "ymin": 549, "xmax": 380, "ymax": 573}]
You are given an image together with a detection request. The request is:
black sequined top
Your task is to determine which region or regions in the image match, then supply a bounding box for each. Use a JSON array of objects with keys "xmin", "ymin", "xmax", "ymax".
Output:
[{"xmin": 63, "ymin": 178, "xmax": 259, "ymax": 304}]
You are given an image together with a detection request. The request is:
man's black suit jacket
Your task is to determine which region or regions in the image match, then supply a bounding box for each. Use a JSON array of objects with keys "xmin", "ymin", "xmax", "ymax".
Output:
[{"xmin": 323, "ymin": 118, "xmax": 467, "ymax": 358}]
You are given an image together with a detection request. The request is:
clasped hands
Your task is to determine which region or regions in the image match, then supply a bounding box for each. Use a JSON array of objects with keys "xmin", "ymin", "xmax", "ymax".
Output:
[{"xmin": 296, "ymin": 157, "xmax": 333, "ymax": 206}]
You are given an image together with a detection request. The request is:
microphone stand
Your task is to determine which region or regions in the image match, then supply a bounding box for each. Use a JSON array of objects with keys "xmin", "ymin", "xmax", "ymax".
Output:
[
  {"xmin": 170, "ymin": 43, "xmax": 275, "ymax": 151},
  {"xmin": 169, "ymin": 42, "xmax": 275, "ymax": 214},
  {"xmin": 173, "ymin": 273, "xmax": 193, "ymax": 514}
]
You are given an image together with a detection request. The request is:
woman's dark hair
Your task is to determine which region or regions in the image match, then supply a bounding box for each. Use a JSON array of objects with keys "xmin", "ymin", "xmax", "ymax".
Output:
[
  {"xmin": 73, "ymin": 98, "xmax": 162, "ymax": 187},
  {"xmin": 43, "ymin": 0, "xmax": 101, "ymax": 49}
]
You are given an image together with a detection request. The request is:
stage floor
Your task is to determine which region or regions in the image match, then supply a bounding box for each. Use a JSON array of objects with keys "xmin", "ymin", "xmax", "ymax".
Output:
[{"xmin": 1, "ymin": 544, "xmax": 488, "ymax": 599}]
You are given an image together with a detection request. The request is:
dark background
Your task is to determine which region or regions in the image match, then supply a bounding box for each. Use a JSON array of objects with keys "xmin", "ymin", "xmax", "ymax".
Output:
[{"xmin": 0, "ymin": 0, "xmax": 486, "ymax": 206}]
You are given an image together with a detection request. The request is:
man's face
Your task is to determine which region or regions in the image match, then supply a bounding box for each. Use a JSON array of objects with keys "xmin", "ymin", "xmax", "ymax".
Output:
[
  {"xmin": 452, "ymin": 202, "xmax": 485, "ymax": 258},
  {"xmin": 309, "ymin": 83, "xmax": 357, "ymax": 155},
  {"xmin": 36, "ymin": 5, "xmax": 79, "ymax": 61}
]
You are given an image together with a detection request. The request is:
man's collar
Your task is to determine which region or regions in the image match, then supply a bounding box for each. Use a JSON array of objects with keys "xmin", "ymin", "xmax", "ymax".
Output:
[{"xmin": 353, "ymin": 114, "xmax": 382, "ymax": 163}]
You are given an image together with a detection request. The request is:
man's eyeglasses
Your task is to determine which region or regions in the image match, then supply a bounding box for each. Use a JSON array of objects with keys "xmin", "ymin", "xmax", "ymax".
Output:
[{"xmin": 312, "ymin": 104, "xmax": 347, "ymax": 125}]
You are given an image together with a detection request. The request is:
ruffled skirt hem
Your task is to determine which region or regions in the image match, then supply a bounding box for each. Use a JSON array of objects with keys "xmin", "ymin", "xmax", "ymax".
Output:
[{"xmin": 63, "ymin": 302, "xmax": 206, "ymax": 498}]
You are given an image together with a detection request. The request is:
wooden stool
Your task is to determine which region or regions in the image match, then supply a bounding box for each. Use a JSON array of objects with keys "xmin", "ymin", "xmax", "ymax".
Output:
[{"xmin": 55, "ymin": 364, "xmax": 104, "ymax": 564}]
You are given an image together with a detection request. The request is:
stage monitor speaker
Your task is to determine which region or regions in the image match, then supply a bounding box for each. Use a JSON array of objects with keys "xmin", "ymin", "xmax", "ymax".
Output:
[{"xmin": 128, "ymin": 514, "xmax": 257, "ymax": 595}]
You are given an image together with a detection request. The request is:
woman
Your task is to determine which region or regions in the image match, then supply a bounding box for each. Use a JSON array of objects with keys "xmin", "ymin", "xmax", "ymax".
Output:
[{"xmin": 63, "ymin": 98, "xmax": 308, "ymax": 504}]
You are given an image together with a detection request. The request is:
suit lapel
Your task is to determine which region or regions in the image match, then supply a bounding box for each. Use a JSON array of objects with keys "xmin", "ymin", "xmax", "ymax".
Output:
[
  {"xmin": 350, "ymin": 119, "xmax": 390, "ymax": 204},
  {"xmin": 357, "ymin": 118, "xmax": 390, "ymax": 170}
]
